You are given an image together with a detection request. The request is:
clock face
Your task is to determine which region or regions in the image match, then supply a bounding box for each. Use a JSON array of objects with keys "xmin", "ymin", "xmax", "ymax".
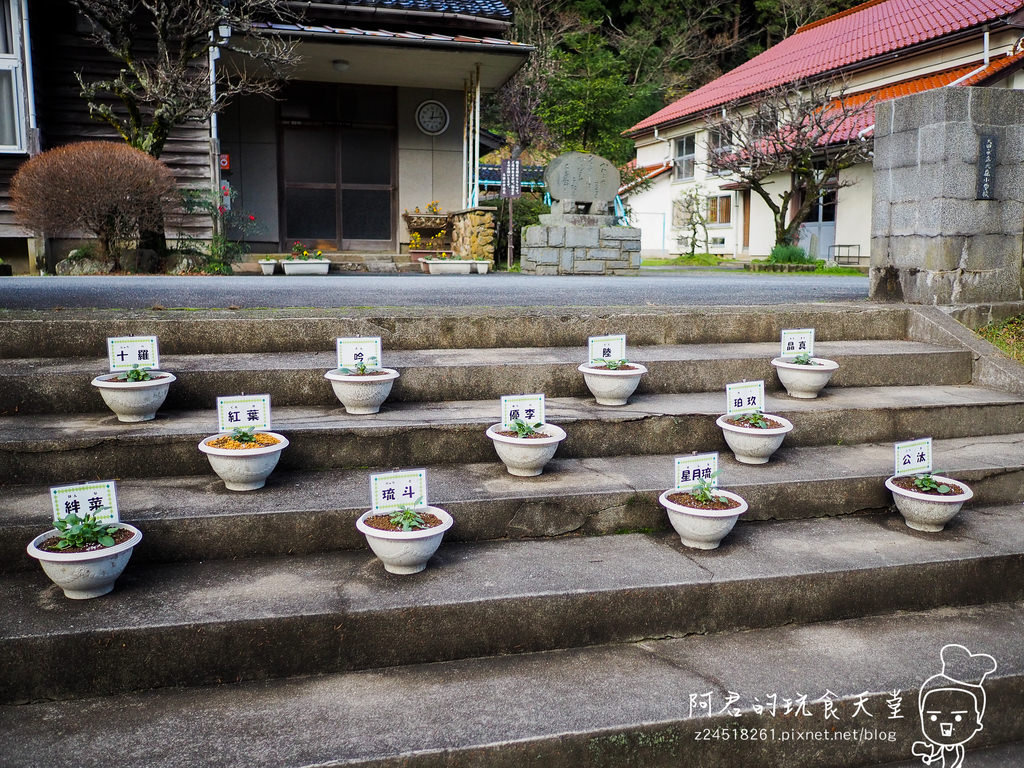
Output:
[{"xmin": 416, "ymin": 100, "xmax": 450, "ymax": 135}]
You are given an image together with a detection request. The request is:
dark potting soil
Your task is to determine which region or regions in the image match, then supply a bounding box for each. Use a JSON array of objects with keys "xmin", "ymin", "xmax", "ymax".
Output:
[
  {"xmin": 38, "ymin": 526, "xmax": 135, "ymax": 554},
  {"xmin": 364, "ymin": 513, "xmax": 443, "ymax": 532},
  {"xmin": 495, "ymin": 430, "xmax": 551, "ymax": 439},
  {"xmin": 665, "ymin": 491, "xmax": 742, "ymax": 511},
  {"xmin": 724, "ymin": 415, "xmax": 785, "ymax": 429},
  {"xmin": 205, "ymin": 433, "xmax": 281, "ymax": 450},
  {"xmin": 339, "ymin": 370, "xmax": 391, "ymax": 376},
  {"xmin": 590, "ymin": 364, "xmax": 640, "ymax": 371},
  {"xmin": 891, "ymin": 476, "xmax": 964, "ymax": 496}
]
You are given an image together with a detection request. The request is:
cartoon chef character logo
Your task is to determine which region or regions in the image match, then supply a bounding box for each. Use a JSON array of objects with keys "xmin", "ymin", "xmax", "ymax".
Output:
[{"xmin": 911, "ymin": 644, "xmax": 997, "ymax": 768}]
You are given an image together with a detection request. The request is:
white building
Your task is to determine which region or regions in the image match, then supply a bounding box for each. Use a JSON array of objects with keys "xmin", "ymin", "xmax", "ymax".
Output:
[{"xmin": 624, "ymin": 0, "xmax": 1024, "ymax": 261}]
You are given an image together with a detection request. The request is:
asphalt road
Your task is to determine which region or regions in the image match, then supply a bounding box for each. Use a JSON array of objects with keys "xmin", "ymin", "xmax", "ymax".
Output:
[{"xmin": 0, "ymin": 271, "xmax": 868, "ymax": 310}]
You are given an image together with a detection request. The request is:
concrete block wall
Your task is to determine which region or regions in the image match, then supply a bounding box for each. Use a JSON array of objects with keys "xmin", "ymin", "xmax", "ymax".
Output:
[
  {"xmin": 870, "ymin": 87, "xmax": 1024, "ymax": 304},
  {"xmin": 521, "ymin": 225, "xmax": 641, "ymax": 275}
]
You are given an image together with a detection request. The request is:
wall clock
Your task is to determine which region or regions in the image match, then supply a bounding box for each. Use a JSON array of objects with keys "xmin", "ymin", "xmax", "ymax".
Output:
[{"xmin": 416, "ymin": 100, "xmax": 450, "ymax": 136}]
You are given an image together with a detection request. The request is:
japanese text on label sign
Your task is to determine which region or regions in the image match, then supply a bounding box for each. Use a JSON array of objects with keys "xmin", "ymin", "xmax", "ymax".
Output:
[
  {"xmin": 675, "ymin": 453, "xmax": 718, "ymax": 491},
  {"xmin": 217, "ymin": 394, "xmax": 272, "ymax": 432},
  {"xmin": 726, "ymin": 380, "xmax": 764, "ymax": 415},
  {"xmin": 337, "ymin": 337, "xmax": 382, "ymax": 370},
  {"xmin": 51, "ymin": 480, "xmax": 119, "ymax": 523},
  {"xmin": 780, "ymin": 328, "xmax": 814, "ymax": 358},
  {"xmin": 501, "ymin": 394, "xmax": 545, "ymax": 428},
  {"xmin": 894, "ymin": 437, "xmax": 932, "ymax": 476},
  {"xmin": 588, "ymin": 334, "xmax": 626, "ymax": 362},
  {"xmin": 107, "ymin": 336, "xmax": 160, "ymax": 372},
  {"xmin": 370, "ymin": 469, "xmax": 428, "ymax": 512}
]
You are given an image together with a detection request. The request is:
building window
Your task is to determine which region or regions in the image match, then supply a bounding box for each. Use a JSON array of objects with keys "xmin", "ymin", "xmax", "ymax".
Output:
[
  {"xmin": 0, "ymin": 0, "xmax": 26, "ymax": 152},
  {"xmin": 707, "ymin": 194, "xmax": 731, "ymax": 226},
  {"xmin": 673, "ymin": 134, "xmax": 695, "ymax": 180}
]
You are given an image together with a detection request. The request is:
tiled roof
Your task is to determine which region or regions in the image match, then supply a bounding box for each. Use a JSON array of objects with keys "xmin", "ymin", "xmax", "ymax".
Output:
[
  {"xmin": 257, "ymin": 22, "xmax": 529, "ymax": 48},
  {"xmin": 628, "ymin": 0, "xmax": 1023, "ymax": 135},
  {"xmin": 308, "ymin": 0, "xmax": 512, "ymax": 21},
  {"xmin": 959, "ymin": 46, "xmax": 1024, "ymax": 83}
]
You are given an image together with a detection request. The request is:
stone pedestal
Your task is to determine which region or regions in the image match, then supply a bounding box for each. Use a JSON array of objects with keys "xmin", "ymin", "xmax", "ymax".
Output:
[
  {"xmin": 521, "ymin": 220, "xmax": 641, "ymax": 275},
  {"xmin": 450, "ymin": 207, "xmax": 496, "ymax": 262},
  {"xmin": 870, "ymin": 88, "xmax": 1024, "ymax": 304}
]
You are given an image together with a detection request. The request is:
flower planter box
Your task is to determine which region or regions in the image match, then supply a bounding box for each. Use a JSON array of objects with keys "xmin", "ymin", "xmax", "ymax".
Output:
[
  {"xmin": 198, "ymin": 431, "xmax": 289, "ymax": 491},
  {"xmin": 771, "ymin": 357, "xmax": 839, "ymax": 399},
  {"xmin": 356, "ymin": 506, "xmax": 454, "ymax": 575},
  {"xmin": 885, "ymin": 474, "xmax": 973, "ymax": 532},
  {"xmin": 27, "ymin": 523, "xmax": 143, "ymax": 599},
  {"xmin": 486, "ymin": 423, "xmax": 567, "ymax": 476},
  {"xmin": 403, "ymin": 212, "xmax": 450, "ymax": 230},
  {"xmin": 258, "ymin": 259, "xmax": 278, "ymax": 275},
  {"xmin": 280, "ymin": 259, "xmax": 331, "ymax": 275},
  {"xmin": 324, "ymin": 368, "xmax": 400, "ymax": 414},
  {"xmin": 716, "ymin": 413, "xmax": 794, "ymax": 464},
  {"xmin": 658, "ymin": 489, "xmax": 748, "ymax": 550},
  {"xmin": 578, "ymin": 362, "xmax": 647, "ymax": 406},
  {"xmin": 91, "ymin": 371, "xmax": 176, "ymax": 422},
  {"xmin": 424, "ymin": 259, "xmax": 474, "ymax": 275}
]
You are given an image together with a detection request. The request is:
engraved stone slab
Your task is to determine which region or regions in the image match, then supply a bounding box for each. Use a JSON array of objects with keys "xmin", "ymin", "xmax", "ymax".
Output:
[{"xmin": 545, "ymin": 152, "xmax": 620, "ymax": 207}]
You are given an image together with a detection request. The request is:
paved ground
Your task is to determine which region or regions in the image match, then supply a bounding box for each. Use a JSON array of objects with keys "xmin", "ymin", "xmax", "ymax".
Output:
[{"xmin": 0, "ymin": 271, "xmax": 868, "ymax": 309}]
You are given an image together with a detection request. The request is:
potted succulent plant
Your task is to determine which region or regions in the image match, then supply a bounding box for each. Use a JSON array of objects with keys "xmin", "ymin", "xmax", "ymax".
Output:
[
  {"xmin": 280, "ymin": 241, "xmax": 330, "ymax": 275},
  {"xmin": 91, "ymin": 363, "xmax": 176, "ymax": 422},
  {"xmin": 658, "ymin": 475, "xmax": 748, "ymax": 550},
  {"xmin": 771, "ymin": 351, "xmax": 839, "ymax": 399},
  {"xmin": 324, "ymin": 359, "xmax": 401, "ymax": 414},
  {"xmin": 486, "ymin": 418, "xmax": 567, "ymax": 476},
  {"xmin": 577, "ymin": 358, "xmax": 648, "ymax": 406},
  {"xmin": 198, "ymin": 425, "xmax": 289, "ymax": 491},
  {"xmin": 355, "ymin": 499, "xmax": 454, "ymax": 575},
  {"xmin": 716, "ymin": 410, "xmax": 794, "ymax": 464},
  {"xmin": 26, "ymin": 511, "xmax": 143, "ymax": 599},
  {"xmin": 885, "ymin": 472, "xmax": 973, "ymax": 532}
]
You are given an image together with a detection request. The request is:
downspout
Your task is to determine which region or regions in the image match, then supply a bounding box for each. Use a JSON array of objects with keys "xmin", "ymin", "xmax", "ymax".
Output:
[
  {"xmin": 473, "ymin": 63, "xmax": 481, "ymax": 208},
  {"xmin": 209, "ymin": 30, "xmax": 221, "ymax": 204},
  {"xmin": 461, "ymin": 79, "xmax": 468, "ymax": 209},
  {"xmin": 947, "ymin": 27, "xmax": 991, "ymax": 86},
  {"xmin": 19, "ymin": 0, "xmax": 37, "ymax": 149}
]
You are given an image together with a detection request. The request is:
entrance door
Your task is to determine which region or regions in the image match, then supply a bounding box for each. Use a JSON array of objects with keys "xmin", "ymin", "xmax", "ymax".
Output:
[
  {"xmin": 280, "ymin": 84, "xmax": 396, "ymax": 251},
  {"xmin": 797, "ymin": 188, "xmax": 836, "ymax": 259}
]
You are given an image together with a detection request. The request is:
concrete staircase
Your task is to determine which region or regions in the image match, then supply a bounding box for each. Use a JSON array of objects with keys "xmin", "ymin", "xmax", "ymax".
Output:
[{"xmin": 1, "ymin": 304, "xmax": 1022, "ymax": 767}]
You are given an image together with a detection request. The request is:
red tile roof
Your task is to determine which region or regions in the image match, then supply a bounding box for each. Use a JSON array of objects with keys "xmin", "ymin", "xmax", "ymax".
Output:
[{"xmin": 627, "ymin": 0, "xmax": 1023, "ymax": 135}]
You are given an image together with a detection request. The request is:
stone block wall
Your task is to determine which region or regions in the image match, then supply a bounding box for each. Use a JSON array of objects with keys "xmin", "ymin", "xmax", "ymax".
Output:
[
  {"xmin": 521, "ymin": 225, "xmax": 641, "ymax": 275},
  {"xmin": 870, "ymin": 87, "xmax": 1024, "ymax": 304},
  {"xmin": 450, "ymin": 207, "xmax": 497, "ymax": 262}
]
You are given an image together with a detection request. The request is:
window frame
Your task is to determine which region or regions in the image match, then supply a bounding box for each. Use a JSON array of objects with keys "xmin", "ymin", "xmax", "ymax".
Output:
[
  {"xmin": 706, "ymin": 193, "xmax": 732, "ymax": 227},
  {"xmin": 0, "ymin": 0, "xmax": 26, "ymax": 154},
  {"xmin": 673, "ymin": 134, "xmax": 696, "ymax": 181}
]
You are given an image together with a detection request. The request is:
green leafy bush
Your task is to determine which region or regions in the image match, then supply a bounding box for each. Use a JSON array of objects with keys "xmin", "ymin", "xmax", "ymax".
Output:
[
  {"xmin": 52, "ymin": 512, "xmax": 119, "ymax": 550},
  {"xmin": 768, "ymin": 243, "xmax": 813, "ymax": 264}
]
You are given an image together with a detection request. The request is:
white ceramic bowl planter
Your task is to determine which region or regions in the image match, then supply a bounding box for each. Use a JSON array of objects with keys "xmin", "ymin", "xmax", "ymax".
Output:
[
  {"xmin": 258, "ymin": 259, "xmax": 277, "ymax": 275},
  {"xmin": 198, "ymin": 432, "xmax": 289, "ymax": 491},
  {"xmin": 91, "ymin": 371, "xmax": 176, "ymax": 422},
  {"xmin": 26, "ymin": 523, "xmax": 143, "ymax": 599},
  {"xmin": 771, "ymin": 357, "xmax": 839, "ymax": 399},
  {"xmin": 716, "ymin": 413, "xmax": 794, "ymax": 464},
  {"xmin": 578, "ymin": 362, "xmax": 648, "ymax": 406},
  {"xmin": 658, "ymin": 489, "xmax": 748, "ymax": 550},
  {"xmin": 486, "ymin": 423, "xmax": 567, "ymax": 476},
  {"xmin": 885, "ymin": 475, "xmax": 973, "ymax": 532},
  {"xmin": 281, "ymin": 259, "xmax": 331, "ymax": 275},
  {"xmin": 356, "ymin": 507, "xmax": 454, "ymax": 575},
  {"xmin": 324, "ymin": 368, "xmax": 400, "ymax": 414}
]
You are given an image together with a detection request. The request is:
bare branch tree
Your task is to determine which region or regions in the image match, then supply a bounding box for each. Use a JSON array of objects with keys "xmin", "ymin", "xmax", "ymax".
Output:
[
  {"xmin": 704, "ymin": 78, "xmax": 873, "ymax": 247},
  {"xmin": 71, "ymin": 0, "xmax": 299, "ymax": 158}
]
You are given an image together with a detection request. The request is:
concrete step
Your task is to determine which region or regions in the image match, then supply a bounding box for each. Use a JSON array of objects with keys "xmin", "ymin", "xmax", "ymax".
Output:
[
  {"xmin": 3, "ymin": 434, "xmax": 1022, "ymax": 570},
  {"xmin": 1, "ymin": 600, "xmax": 1020, "ymax": 766},
  {"xmin": 2, "ymin": 385, "xmax": 1021, "ymax": 484},
  {"xmin": 878, "ymin": 741, "xmax": 1024, "ymax": 767},
  {"xmin": 0, "ymin": 304, "xmax": 909, "ymax": 358},
  {"xmin": 4, "ymin": 506, "xmax": 1022, "ymax": 702},
  {"xmin": 0, "ymin": 340, "xmax": 972, "ymax": 414}
]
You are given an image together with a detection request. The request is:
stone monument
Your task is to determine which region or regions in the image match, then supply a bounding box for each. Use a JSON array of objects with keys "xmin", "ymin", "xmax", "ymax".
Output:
[
  {"xmin": 521, "ymin": 152, "xmax": 641, "ymax": 275},
  {"xmin": 870, "ymin": 87, "xmax": 1024, "ymax": 305}
]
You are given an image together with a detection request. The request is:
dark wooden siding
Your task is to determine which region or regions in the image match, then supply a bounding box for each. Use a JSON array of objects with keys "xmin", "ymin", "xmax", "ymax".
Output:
[{"xmin": 0, "ymin": 155, "xmax": 29, "ymax": 236}]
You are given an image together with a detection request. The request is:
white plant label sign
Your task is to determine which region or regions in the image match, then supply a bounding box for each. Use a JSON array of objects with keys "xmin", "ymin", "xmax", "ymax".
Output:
[
  {"xmin": 780, "ymin": 328, "xmax": 814, "ymax": 358},
  {"xmin": 107, "ymin": 336, "xmax": 159, "ymax": 372},
  {"xmin": 370, "ymin": 469, "xmax": 428, "ymax": 513},
  {"xmin": 726, "ymin": 380, "xmax": 764, "ymax": 415},
  {"xmin": 588, "ymin": 334, "xmax": 626, "ymax": 363},
  {"xmin": 337, "ymin": 337, "xmax": 382, "ymax": 370},
  {"xmin": 501, "ymin": 394, "xmax": 545, "ymax": 428},
  {"xmin": 217, "ymin": 394, "xmax": 272, "ymax": 432},
  {"xmin": 50, "ymin": 480, "xmax": 119, "ymax": 523},
  {"xmin": 675, "ymin": 452, "xmax": 718, "ymax": 492},
  {"xmin": 894, "ymin": 437, "xmax": 932, "ymax": 476}
]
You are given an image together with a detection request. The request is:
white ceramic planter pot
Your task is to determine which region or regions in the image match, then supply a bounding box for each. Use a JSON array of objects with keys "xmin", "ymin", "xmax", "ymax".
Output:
[
  {"xmin": 356, "ymin": 507, "xmax": 454, "ymax": 575},
  {"xmin": 885, "ymin": 475, "xmax": 973, "ymax": 532},
  {"xmin": 324, "ymin": 368, "xmax": 400, "ymax": 414},
  {"xmin": 771, "ymin": 357, "xmax": 839, "ymax": 399},
  {"xmin": 258, "ymin": 260, "xmax": 277, "ymax": 275},
  {"xmin": 27, "ymin": 523, "xmax": 143, "ymax": 599},
  {"xmin": 716, "ymin": 413, "xmax": 794, "ymax": 464},
  {"xmin": 658, "ymin": 489, "xmax": 748, "ymax": 550},
  {"xmin": 472, "ymin": 261, "xmax": 491, "ymax": 274},
  {"xmin": 578, "ymin": 363, "xmax": 648, "ymax": 406},
  {"xmin": 281, "ymin": 259, "xmax": 330, "ymax": 275},
  {"xmin": 486, "ymin": 423, "xmax": 567, "ymax": 476},
  {"xmin": 425, "ymin": 259, "xmax": 473, "ymax": 275},
  {"xmin": 198, "ymin": 432, "xmax": 289, "ymax": 491},
  {"xmin": 91, "ymin": 372, "xmax": 176, "ymax": 422}
]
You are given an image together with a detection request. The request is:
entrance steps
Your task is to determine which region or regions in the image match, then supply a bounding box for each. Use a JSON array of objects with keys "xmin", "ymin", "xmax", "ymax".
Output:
[{"xmin": 1, "ymin": 303, "xmax": 1022, "ymax": 767}]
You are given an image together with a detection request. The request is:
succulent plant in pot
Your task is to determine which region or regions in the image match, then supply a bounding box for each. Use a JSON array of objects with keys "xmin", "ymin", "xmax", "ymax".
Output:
[
  {"xmin": 486, "ymin": 418, "xmax": 567, "ymax": 477},
  {"xmin": 324, "ymin": 358, "xmax": 400, "ymax": 414},
  {"xmin": 91, "ymin": 363, "xmax": 176, "ymax": 422},
  {"xmin": 885, "ymin": 471, "xmax": 973, "ymax": 532},
  {"xmin": 198, "ymin": 425, "xmax": 289, "ymax": 491},
  {"xmin": 578, "ymin": 358, "xmax": 648, "ymax": 406},
  {"xmin": 658, "ymin": 474, "xmax": 748, "ymax": 550},
  {"xmin": 26, "ymin": 510, "xmax": 143, "ymax": 599},
  {"xmin": 716, "ymin": 410, "xmax": 794, "ymax": 464},
  {"xmin": 771, "ymin": 351, "xmax": 839, "ymax": 399},
  {"xmin": 356, "ymin": 498, "xmax": 454, "ymax": 575}
]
